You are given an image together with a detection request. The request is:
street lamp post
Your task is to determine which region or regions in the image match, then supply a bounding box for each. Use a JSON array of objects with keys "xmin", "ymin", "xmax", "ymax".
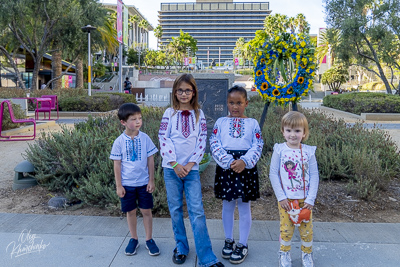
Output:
[{"xmin": 81, "ymin": 25, "xmax": 97, "ymax": 96}]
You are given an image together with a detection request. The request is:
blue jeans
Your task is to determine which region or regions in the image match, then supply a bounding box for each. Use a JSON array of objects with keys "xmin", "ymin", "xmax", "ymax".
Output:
[{"xmin": 164, "ymin": 168, "xmax": 219, "ymax": 267}]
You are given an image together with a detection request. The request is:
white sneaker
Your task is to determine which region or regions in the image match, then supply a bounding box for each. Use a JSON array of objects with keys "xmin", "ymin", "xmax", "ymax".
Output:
[
  {"xmin": 278, "ymin": 250, "xmax": 292, "ymax": 267},
  {"xmin": 302, "ymin": 251, "xmax": 314, "ymax": 267}
]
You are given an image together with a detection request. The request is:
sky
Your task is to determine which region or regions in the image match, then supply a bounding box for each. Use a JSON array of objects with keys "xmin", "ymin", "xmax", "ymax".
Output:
[{"xmin": 101, "ymin": 0, "xmax": 326, "ymax": 50}]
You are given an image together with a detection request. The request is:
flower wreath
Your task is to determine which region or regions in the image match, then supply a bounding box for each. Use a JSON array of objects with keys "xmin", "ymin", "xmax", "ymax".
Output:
[{"xmin": 253, "ymin": 32, "xmax": 317, "ymax": 105}]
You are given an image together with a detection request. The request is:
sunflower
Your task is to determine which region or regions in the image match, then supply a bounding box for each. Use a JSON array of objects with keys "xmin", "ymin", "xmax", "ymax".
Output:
[
  {"xmin": 298, "ymin": 77, "xmax": 305, "ymax": 84},
  {"xmin": 256, "ymin": 70, "xmax": 263, "ymax": 76},
  {"xmin": 272, "ymin": 89, "xmax": 280, "ymax": 96},
  {"xmin": 260, "ymin": 82, "xmax": 268, "ymax": 91},
  {"xmin": 260, "ymin": 58, "xmax": 265, "ymax": 63},
  {"xmin": 287, "ymin": 86, "xmax": 293, "ymax": 94}
]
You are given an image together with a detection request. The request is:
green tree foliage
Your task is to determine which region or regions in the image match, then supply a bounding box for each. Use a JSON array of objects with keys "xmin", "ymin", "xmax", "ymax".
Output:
[
  {"xmin": 247, "ymin": 13, "xmax": 311, "ymax": 64},
  {"xmin": 315, "ymin": 28, "xmax": 341, "ymax": 65},
  {"xmin": 0, "ymin": 0, "xmax": 107, "ymax": 90},
  {"xmin": 324, "ymin": 0, "xmax": 400, "ymax": 94},
  {"xmin": 154, "ymin": 25, "xmax": 163, "ymax": 49},
  {"xmin": 321, "ymin": 64, "xmax": 349, "ymax": 92},
  {"xmin": 145, "ymin": 50, "xmax": 158, "ymax": 67},
  {"xmin": 166, "ymin": 30, "xmax": 197, "ymax": 69},
  {"xmin": 127, "ymin": 48, "xmax": 146, "ymax": 66},
  {"xmin": 92, "ymin": 61, "xmax": 106, "ymax": 79}
]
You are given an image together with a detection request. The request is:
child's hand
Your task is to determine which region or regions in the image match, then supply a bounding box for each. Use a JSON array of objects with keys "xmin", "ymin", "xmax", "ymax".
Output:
[
  {"xmin": 183, "ymin": 162, "xmax": 195, "ymax": 173},
  {"xmin": 147, "ymin": 181, "xmax": 155, "ymax": 193},
  {"xmin": 279, "ymin": 199, "xmax": 290, "ymax": 211},
  {"xmin": 116, "ymin": 185, "xmax": 125, "ymax": 198},
  {"xmin": 174, "ymin": 164, "xmax": 189, "ymax": 178},
  {"xmin": 231, "ymin": 159, "xmax": 246, "ymax": 173},
  {"xmin": 303, "ymin": 203, "xmax": 314, "ymax": 210}
]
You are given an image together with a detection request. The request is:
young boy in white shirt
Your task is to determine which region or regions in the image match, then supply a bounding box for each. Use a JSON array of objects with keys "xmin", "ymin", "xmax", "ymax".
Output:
[{"xmin": 110, "ymin": 103, "xmax": 160, "ymax": 256}]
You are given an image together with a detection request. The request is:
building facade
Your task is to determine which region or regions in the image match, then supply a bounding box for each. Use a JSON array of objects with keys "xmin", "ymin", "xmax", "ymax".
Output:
[
  {"xmin": 103, "ymin": 3, "xmax": 154, "ymax": 51},
  {"xmin": 158, "ymin": 0, "xmax": 271, "ymax": 66}
]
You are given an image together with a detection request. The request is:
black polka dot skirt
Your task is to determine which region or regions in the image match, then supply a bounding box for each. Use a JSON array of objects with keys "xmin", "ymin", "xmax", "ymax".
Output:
[{"xmin": 214, "ymin": 150, "xmax": 260, "ymax": 202}]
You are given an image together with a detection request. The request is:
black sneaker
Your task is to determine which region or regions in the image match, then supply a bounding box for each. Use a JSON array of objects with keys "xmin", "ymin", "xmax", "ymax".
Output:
[
  {"xmin": 222, "ymin": 238, "xmax": 235, "ymax": 259},
  {"xmin": 125, "ymin": 238, "xmax": 139, "ymax": 256},
  {"xmin": 172, "ymin": 248, "xmax": 187, "ymax": 264},
  {"xmin": 229, "ymin": 243, "xmax": 248, "ymax": 264},
  {"xmin": 145, "ymin": 239, "xmax": 160, "ymax": 256}
]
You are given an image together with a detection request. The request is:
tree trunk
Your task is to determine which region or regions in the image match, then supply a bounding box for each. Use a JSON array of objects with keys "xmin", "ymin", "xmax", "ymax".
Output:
[
  {"xmin": 363, "ymin": 36, "xmax": 392, "ymax": 94},
  {"xmin": 52, "ymin": 49, "xmax": 62, "ymax": 89},
  {"xmin": 76, "ymin": 58, "xmax": 84, "ymax": 89}
]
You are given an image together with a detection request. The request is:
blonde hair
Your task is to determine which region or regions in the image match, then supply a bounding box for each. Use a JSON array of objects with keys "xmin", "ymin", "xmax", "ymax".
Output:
[
  {"xmin": 172, "ymin": 73, "xmax": 200, "ymax": 122},
  {"xmin": 281, "ymin": 111, "xmax": 309, "ymax": 141}
]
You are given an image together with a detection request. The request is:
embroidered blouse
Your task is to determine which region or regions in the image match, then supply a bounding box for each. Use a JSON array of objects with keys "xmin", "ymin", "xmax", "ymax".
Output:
[
  {"xmin": 269, "ymin": 143, "xmax": 319, "ymax": 205},
  {"xmin": 110, "ymin": 131, "xmax": 158, "ymax": 187},
  {"xmin": 210, "ymin": 117, "xmax": 263, "ymax": 169},
  {"xmin": 158, "ymin": 108, "xmax": 207, "ymax": 170}
]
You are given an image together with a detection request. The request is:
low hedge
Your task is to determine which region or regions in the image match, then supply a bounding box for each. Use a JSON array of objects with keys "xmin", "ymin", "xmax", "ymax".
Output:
[
  {"xmin": 59, "ymin": 93, "xmax": 136, "ymax": 112},
  {"xmin": 323, "ymin": 92, "xmax": 400, "ymax": 114}
]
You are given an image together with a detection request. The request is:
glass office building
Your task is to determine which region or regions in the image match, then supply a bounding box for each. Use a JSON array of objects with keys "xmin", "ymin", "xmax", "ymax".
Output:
[{"xmin": 158, "ymin": 0, "xmax": 271, "ymax": 66}]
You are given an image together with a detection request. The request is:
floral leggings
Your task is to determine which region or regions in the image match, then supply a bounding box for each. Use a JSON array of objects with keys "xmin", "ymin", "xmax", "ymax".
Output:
[{"xmin": 278, "ymin": 199, "xmax": 313, "ymax": 253}]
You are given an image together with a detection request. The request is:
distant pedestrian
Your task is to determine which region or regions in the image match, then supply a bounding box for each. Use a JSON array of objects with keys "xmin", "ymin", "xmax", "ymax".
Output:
[
  {"xmin": 41, "ymin": 83, "xmax": 46, "ymax": 90},
  {"xmin": 124, "ymin": 77, "xmax": 132, "ymax": 94},
  {"xmin": 109, "ymin": 86, "xmax": 113, "ymax": 91},
  {"xmin": 269, "ymin": 111, "xmax": 319, "ymax": 267},
  {"xmin": 110, "ymin": 103, "xmax": 160, "ymax": 257}
]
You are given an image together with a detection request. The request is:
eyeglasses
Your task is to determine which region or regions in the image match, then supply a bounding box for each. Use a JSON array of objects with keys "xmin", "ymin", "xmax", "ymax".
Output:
[{"xmin": 176, "ymin": 89, "xmax": 193, "ymax": 95}]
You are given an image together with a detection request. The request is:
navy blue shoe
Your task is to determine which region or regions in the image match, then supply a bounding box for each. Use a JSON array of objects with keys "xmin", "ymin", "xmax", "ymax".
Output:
[
  {"xmin": 146, "ymin": 239, "xmax": 160, "ymax": 256},
  {"xmin": 125, "ymin": 238, "xmax": 139, "ymax": 256}
]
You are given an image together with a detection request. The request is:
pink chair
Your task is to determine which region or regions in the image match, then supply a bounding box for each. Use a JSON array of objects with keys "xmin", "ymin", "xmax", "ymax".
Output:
[
  {"xmin": 0, "ymin": 100, "xmax": 36, "ymax": 141},
  {"xmin": 35, "ymin": 95, "xmax": 59, "ymax": 120}
]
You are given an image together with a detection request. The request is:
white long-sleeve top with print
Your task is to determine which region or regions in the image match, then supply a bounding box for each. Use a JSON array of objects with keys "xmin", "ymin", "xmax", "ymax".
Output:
[
  {"xmin": 269, "ymin": 143, "xmax": 319, "ymax": 206},
  {"xmin": 158, "ymin": 108, "xmax": 207, "ymax": 170},
  {"xmin": 210, "ymin": 117, "xmax": 263, "ymax": 169}
]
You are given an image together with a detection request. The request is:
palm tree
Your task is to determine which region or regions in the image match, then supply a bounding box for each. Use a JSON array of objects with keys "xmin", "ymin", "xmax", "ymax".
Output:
[
  {"xmin": 154, "ymin": 25, "xmax": 163, "ymax": 50},
  {"xmin": 138, "ymin": 20, "xmax": 150, "ymax": 48},
  {"xmin": 316, "ymin": 28, "xmax": 341, "ymax": 66},
  {"xmin": 129, "ymin": 15, "xmax": 140, "ymax": 48}
]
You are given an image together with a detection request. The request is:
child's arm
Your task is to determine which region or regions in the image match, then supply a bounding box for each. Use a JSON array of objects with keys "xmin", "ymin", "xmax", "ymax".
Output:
[
  {"xmin": 209, "ymin": 118, "xmax": 234, "ymax": 169},
  {"xmin": 145, "ymin": 135, "xmax": 158, "ymax": 193},
  {"xmin": 113, "ymin": 160, "xmax": 125, "ymax": 198},
  {"xmin": 146, "ymin": 155, "xmax": 155, "ymax": 193},
  {"xmin": 187, "ymin": 110, "xmax": 208, "ymax": 166},
  {"xmin": 269, "ymin": 145, "xmax": 287, "ymax": 203},
  {"xmin": 304, "ymin": 153, "xmax": 319, "ymax": 207},
  {"xmin": 158, "ymin": 109, "xmax": 178, "ymax": 166},
  {"xmin": 240, "ymin": 120, "xmax": 264, "ymax": 169}
]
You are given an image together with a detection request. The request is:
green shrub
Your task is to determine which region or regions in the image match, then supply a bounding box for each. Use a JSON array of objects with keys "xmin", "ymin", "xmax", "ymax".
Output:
[
  {"xmin": 1, "ymin": 103, "xmax": 27, "ymax": 130},
  {"xmin": 59, "ymin": 93, "xmax": 136, "ymax": 112},
  {"xmin": 25, "ymin": 97, "xmax": 400, "ymax": 211},
  {"xmin": 26, "ymin": 106, "xmax": 167, "ymax": 214},
  {"xmin": 246, "ymin": 96, "xmax": 400, "ymax": 199},
  {"xmin": 323, "ymin": 92, "xmax": 400, "ymax": 114}
]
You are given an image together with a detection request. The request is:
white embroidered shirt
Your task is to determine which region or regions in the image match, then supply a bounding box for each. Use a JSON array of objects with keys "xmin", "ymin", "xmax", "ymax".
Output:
[
  {"xmin": 210, "ymin": 117, "xmax": 264, "ymax": 169},
  {"xmin": 158, "ymin": 108, "xmax": 207, "ymax": 170},
  {"xmin": 110, "ymin": 131, "xmax": 158, "ymax": 187}
]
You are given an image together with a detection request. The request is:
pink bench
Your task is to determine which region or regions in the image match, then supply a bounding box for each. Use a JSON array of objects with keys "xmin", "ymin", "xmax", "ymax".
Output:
[{"xmin": 0, "ymin": 100, "xmax": 36, "ymax": 141}]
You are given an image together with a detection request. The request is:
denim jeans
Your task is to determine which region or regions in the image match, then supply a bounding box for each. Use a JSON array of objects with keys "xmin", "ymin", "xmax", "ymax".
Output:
[{"xmin": 164, "ymin": 168, "xmax": 219, "ymax": 267}]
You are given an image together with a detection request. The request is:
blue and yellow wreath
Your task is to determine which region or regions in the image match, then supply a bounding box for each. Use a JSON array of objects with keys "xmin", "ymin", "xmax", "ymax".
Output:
[{"xmin": 253, "ymin": 32, "xmax": 317, "ymax": 105}]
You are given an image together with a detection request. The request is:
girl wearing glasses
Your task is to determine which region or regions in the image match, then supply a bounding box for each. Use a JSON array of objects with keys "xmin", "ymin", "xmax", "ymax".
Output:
[
  {"xmin": 209, "ymin": 86, "xmax": 263, "ymax": 264},
  {"xmin": 158, "ymin": 74, "xmax": 224, "ymax": 267}
]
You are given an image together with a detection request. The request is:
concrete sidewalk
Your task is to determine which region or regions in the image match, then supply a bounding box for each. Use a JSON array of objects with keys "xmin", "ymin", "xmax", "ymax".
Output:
[{"xmin": 0, "ymin": 213, "xmax": 399, "ymax": 267}]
